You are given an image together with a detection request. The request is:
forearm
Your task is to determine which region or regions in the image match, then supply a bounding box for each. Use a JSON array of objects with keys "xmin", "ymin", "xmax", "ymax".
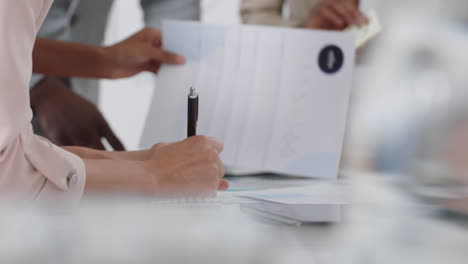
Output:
[
  {"xmin": 32, "ymin": 38, "xmax": 113, "ymax": 78},
  {"xmin": 83, "ymin": 159, "xmax": 154, "ymax": 195},
  {"xmin": 64, "ymin": 146, "xmax": 149, "ymax": 161},
  {"xmin": 73, "ymin": 136, "xmax": 228, "ymax": 197}
]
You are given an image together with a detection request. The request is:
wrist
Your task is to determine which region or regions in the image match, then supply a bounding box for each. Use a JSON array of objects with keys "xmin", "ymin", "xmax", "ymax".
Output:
[
  {"xmin": 141, "ymin": 160, "xmax": 160, "ymax": 194},
  {"xmin": 96, "ymin": 46, "xmax": 119, "ymax": 79}
]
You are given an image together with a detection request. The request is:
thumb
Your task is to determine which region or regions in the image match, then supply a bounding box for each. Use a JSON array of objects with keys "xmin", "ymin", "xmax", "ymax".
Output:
[{"xmin": 218, "ymin": 179, "xmax": 230, "ymax": 190}]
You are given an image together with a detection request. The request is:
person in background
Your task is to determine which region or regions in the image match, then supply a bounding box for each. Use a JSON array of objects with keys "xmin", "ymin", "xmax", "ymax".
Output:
[
  {"xmin": 1, "ymin": 0, "xmax": 227, "ymax": 208},
  {"xmin": 241, "ymin": 0, "xmax": 367, "ymax": 30},
  {"xmin": 31, "ymin": 0, "xmax": 200, "ymax": 150}
]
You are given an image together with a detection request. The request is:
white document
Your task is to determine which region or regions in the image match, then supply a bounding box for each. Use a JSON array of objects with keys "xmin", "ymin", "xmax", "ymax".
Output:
[
  {"xmin": 238, "ymin": 181, "xmax": 350, "ymax": 205},
  {"xmin": 239, "ymin": 182, "xmax": 349, "ymax": 224},
  {"xmin": 141, "ymin": 21, "xmax": 355, "ymax": 179}
]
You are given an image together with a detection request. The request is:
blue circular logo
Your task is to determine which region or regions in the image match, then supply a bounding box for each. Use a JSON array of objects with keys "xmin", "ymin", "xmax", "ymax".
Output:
[{"xmin": 318, "ymin": 45, "xmax": 344, "ymax": 74}]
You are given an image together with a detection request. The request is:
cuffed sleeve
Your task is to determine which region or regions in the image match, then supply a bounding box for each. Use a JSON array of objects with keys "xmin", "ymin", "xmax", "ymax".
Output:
[{"xmin": 0, "ymin": 0, "xmax": 85, "ymax": 208}]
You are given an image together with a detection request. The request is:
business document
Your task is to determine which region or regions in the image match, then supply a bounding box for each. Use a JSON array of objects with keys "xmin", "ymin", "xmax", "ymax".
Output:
[
  {"xmin": 239, "ymin": 181, "xmax": 349, "ymax": 224},
  {"xmin": 141, "ymin": 21, "xmax": 355, "ymax": 179}
]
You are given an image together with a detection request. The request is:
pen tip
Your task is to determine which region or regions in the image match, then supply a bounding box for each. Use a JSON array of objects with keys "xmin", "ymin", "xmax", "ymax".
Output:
[{"xmin": 189, "ymin": 87, "xmax": 197, "ymax": 97}]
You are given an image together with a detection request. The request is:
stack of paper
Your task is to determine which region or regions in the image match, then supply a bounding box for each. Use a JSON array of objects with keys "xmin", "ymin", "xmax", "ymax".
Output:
[{"xmin": 239, "ymin": 182, "xmax": 350, "ymax": 224}]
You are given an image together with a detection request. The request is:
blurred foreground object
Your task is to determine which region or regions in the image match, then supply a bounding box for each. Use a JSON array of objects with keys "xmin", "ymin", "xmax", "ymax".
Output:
[
  {"xmin": 0, "ymin": 200, "xmax": 311, "ymax": 264},
  {"xmin": 340, "ymin": 174, "xmax": 468, "ymax": 264},
  {"xmin": 358, "ymin": 0, "xmax": 468, "ymax": 215}
]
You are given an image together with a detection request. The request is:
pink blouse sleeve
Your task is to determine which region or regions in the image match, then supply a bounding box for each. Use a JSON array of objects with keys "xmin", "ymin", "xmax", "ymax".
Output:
[{"xmin": 0, "ymin": 0, "xmax": 85, "ymax": 209}]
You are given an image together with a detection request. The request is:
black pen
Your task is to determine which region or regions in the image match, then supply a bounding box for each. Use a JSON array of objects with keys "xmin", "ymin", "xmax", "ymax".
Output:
[{"xmin": 187, "ymin": 87, "xmax": 199, "ymax": 138}]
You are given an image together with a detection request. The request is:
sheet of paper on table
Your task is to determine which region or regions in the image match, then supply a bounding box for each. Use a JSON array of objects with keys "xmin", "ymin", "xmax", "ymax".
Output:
[
  {"xmin": 238, "ymin": 181, "xmax": 350, "ymax": 224},
  {"xmin": 141, "ymin": 21, "xmax": 355, "ymax": 179},
  {"xmin": 238, "ymin": 181, "xmax": 349, "ymax": 205}
]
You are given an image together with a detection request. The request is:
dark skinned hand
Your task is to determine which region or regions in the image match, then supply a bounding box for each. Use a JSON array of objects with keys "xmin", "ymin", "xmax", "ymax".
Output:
[
  {"xmin": 307, "ymin": 0, "xmax": 368, "ymax": 31},
  {"xmin": 30, "ymin": 77, "xmax": 125, "ymax": 150}
]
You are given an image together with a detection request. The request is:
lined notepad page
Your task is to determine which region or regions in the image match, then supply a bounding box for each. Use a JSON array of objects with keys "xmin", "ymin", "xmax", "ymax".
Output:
[{"xmin": 141, "ymin": 21, "xmax": 355, "ymax": 179}]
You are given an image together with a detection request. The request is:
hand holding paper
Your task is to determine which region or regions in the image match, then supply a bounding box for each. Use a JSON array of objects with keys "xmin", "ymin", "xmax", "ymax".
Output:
[
  {"xmin": 346, "ymin": 9, "xmax": 382, "ymax": 48},
  {"xmin": 307, "ymin": 0, "xmax": 367, "ymax": 30}
]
